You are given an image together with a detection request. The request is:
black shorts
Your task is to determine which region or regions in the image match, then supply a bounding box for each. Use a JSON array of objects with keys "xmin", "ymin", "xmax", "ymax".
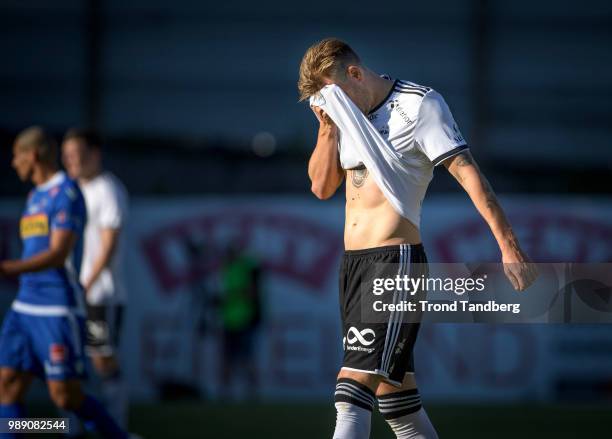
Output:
[
  {"xmin": 85, "ymin": 304, "xmax": 124, "ymax": 356},
  {"xmin": 339, "ymin": 243, "xmax": 428, "ymax": 386}
]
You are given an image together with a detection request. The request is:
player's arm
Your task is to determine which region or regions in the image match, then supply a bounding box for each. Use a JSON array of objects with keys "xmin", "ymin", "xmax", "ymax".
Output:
[
  {"xmin": 82, "ymin": 227, "xmax": 120, "ymax": 291},
  {"xmin": 308, "ymin": 106, "xmax": 344, "ymax": 200},
  {"xmin": 0, "ymin": 229, "xmax": 77, "ymax": 276},
  {"xmin": 443, "ymin": 151, "xmax": 538, "ymax": 291}
]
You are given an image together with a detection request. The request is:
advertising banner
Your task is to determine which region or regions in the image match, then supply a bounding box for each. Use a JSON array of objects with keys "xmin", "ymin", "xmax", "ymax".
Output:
[{"xmin": 1, "ymin": 196, "xmax": 610, "ymax": 402}]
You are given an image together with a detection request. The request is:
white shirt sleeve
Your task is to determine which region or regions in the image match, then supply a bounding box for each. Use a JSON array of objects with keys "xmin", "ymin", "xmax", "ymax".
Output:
[
  {"xmin": 98, "ymin": 178, "xmax": 127, "ymax": 229},
  {"xmin": 414, "ymin": 90, "xmax": 468, "ymax": 166}
]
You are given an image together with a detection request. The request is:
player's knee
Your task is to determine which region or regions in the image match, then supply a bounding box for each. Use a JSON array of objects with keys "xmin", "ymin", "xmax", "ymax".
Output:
[
  {"xmin": 0, "ymin": 384, "xmax": 18, "ymax": 404},
  {"xmin": 0, "ymin": 372, "xmax": 14, "ymax": 398},
  {"xmin": 92, "ymin": 355, "xmax": 118, "ymax": 376},
  {"xmin": 48, "ymin": 384, "xmax": 83, "ymax": 411},
  {"xmin": 0, "ymin": 370, "xmax": 23, "ymax": 404}
]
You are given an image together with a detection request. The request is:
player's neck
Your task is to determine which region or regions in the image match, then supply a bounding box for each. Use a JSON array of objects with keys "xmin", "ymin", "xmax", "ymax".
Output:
[
  {"xmin": 80, "ymin": 168, "xmax": 103, "ymax": 184},
  {"xmin": 32, "ymin": 164, "xmax": 59, "ymax": 186},
  {"xmin": 366, "ymin": 73, "xmax": 394, "ymax": 114}
]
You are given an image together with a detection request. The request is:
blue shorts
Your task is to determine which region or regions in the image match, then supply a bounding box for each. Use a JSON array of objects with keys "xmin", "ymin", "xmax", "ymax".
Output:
[{"xmin": 0, "ymin": 309, "xmax": 87, "ymax": 380}]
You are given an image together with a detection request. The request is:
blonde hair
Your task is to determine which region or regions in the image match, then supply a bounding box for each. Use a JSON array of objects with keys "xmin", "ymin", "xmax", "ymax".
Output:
[
  {"xmin": 297, "ymin": 38, "xmax": 360, "ymax": 101},
  {"xmin": 15, "ymin": 126, "xmax": 58, "ymax": 165}
]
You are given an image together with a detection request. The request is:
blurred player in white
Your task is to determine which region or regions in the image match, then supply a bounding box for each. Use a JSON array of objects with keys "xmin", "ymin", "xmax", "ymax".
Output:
[{"xmin": 62, "ymin": 129, "xmax": 129, "ymax": 428}]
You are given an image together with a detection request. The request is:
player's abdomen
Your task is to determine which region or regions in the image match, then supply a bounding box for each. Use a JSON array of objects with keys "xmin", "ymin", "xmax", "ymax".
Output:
[{"xmin": 344, "ymin": 169, "xmax": 420, "ymax": 250}]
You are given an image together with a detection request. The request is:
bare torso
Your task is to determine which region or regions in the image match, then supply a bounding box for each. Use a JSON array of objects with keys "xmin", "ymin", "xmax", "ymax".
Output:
[{"xmin": 344, "ymin": 167, "xmax": 421, "ymax": 250}]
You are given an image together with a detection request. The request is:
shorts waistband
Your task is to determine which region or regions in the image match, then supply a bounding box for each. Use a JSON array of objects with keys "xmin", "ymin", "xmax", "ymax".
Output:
[{"xmin": 343, "ymin": 243, "xmax": 424, "ymax": 257}]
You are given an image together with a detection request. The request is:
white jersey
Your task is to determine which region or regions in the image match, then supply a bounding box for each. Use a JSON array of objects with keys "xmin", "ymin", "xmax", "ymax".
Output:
[
  {"xmin": 311, "ymin": 77, "xmax": 467, "ymax": 228},
  {"xmin": 360, "ymin": 77, "xmax": 466, "ymax": 168},
  {"xmin": 79, "ymin": 172, "xmax": 129, "ymax": 305}
]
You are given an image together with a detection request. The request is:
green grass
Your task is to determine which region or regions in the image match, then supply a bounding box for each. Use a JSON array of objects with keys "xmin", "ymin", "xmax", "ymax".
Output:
[
  {"xmin": 129, "ymin": 402, "xmax": 612, "ymax": 439},
  {"xmin": 28, "ymin": 402, "xmax": 612, "ymax": 438}
]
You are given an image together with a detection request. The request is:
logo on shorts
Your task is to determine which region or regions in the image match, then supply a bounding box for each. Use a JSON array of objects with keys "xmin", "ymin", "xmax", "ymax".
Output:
[
  {"xmin": 347, "ymin": 327, "xmax": 375, "ymax": 346},
  {"xmin": 344, "ymin": 327, "xmax": 376, "ymax": 353},
  {"xmin": 50, "ymin": 343, "xmax": 67, "ymax": 364},
  {"xmin": 394, "ymin": 339, "xmax": 406, "ymax": 355}
]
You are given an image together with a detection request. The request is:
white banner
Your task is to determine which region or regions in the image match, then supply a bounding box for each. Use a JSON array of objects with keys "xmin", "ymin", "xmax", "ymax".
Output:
[{"xmin": 1, "ymin": 196, "xmax": 611, "ymax": 402}]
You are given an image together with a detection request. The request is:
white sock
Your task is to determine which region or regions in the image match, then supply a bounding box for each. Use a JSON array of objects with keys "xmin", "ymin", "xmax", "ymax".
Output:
[
  {"xmin": 333, "ymin": 378, "xmax": 376, "ymax": 439},
  {"xmin": 378, "ymin": 389, "xmax": 438, "ymax": 439}
]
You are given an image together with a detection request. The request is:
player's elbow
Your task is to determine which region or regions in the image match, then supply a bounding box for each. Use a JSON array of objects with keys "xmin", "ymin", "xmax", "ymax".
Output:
[
  {"xmin": 47, "ymin": 250, "xmax": 71, "ymax": 269},
  {"xmin": 47, "ymin": 259, "xmax": 66, "ymax": 270},
  {"xmin": 311, "ymin": 182, "xmax": 334, "ymax": 200}
]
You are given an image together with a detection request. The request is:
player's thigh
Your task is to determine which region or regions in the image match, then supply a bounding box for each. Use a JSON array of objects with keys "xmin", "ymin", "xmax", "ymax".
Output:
[
  {"xmin": 90, "ymin": 353, "xmax": 119, "ymax": 375},
  {"xmin": 338, "ymin": 367, "xmax": 382, "ymax": 392},
  {"xmin": 376, "ymin": 372, "xmax": 417, "ymax": 396},
  {"xmin": 0, "ymin": 310, "xmax": 42, "ymax": 380},
  {"xmin": 0, "ymin": 368, "xmax": 34, "ymax": 403},
  {"xmin": 29, "ymin": 314, "xmax": 87, "ymax": 381}
]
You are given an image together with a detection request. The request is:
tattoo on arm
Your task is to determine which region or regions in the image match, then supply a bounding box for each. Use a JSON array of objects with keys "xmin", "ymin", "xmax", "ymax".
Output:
[
  {"xmin": 449, "ymin": 152, "xmax": 502, "ymax": 212},
  {"xmin": 350, "ymin": 167, "xmax": 368, "ymax": 188},
  {"xmin": 455, "ymin": 152, "xmax": 474, "ymax": 167},
  {"xmin": 482, "ymin": 176, "xmax": 502, "ymax": 212},
  {"xmin": 447, "ymin": 152, "xmax": 474, "ymax": 184}
]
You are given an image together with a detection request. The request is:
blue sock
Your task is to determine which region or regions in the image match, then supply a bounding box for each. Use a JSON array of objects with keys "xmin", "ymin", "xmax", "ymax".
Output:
[
  {"xmin": 0, "ymin": 403, "xmax": 25, "ymax": 439},
  {"xmin": 73, "ymin": 394, "xmax": 127, "ymax": 439}
]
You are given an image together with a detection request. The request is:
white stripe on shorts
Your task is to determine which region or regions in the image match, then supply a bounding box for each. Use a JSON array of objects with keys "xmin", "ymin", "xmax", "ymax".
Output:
[{"xmin": 379, "ymin": 244, "xmax": 411, "ymax": 374}]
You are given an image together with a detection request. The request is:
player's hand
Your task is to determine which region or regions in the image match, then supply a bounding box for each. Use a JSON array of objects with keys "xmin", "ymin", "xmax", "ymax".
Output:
[
  {"xmin": 501, "ymin": 248, "xmax": 538, "ymax": 291},
  {"xmin": 311, "ymin": 106, "xmax": 337, "ymax": 135},
  {"xmin": 82, "ymin": 279, "xmax": 92, "ymax": 297}
]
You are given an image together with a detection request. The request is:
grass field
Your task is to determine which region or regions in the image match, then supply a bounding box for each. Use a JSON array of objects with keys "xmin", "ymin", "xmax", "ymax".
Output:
[{"xmin": 29, "ymin": 402, "xmax": 612, "ymax": 438}]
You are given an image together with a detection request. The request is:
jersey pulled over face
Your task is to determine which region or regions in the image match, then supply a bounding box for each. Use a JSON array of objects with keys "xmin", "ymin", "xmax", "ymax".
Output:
[{"xmin": 18, "ymin": 171, "xmax": 87, "ymax": 309}]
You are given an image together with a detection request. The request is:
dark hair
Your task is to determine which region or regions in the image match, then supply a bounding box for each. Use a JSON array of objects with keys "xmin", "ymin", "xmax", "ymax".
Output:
[
  {"xmin": 14, "ymin": 126, "xmax": 58, "ymax": 165},
  {"xmin": 63, "ymin": 128, "xmax": 102, "ymax": 150}
]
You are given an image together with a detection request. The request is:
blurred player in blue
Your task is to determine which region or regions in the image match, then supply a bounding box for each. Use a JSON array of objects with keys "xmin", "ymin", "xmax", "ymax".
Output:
[{"xmin": 0, "ymin": 127, "xmax": 128, "ymax": 439}]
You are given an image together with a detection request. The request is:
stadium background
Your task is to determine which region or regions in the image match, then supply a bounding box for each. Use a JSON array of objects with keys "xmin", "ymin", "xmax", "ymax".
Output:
[{"xmin": 0, "ymin": 0, "xmax": 611, "ymax": 437}]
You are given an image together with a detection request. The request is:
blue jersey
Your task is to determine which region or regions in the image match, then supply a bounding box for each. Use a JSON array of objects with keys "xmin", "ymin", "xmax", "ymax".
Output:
[{"xmin": 16, "ymin": 171, "xmax": 87, "ymax": 311}]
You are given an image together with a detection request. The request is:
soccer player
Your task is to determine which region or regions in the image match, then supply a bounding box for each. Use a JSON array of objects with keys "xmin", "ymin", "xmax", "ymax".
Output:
[
  {"xmin": 61, "ymin": 129, "xmax": 129, "ymax": 427},
  {"xmin": 298, "ymin": 39, "xmax": 538, "ymax": 439},
  {"xmin": 0, "ymin": 127, "xmax": 128, "ymax": 438}
]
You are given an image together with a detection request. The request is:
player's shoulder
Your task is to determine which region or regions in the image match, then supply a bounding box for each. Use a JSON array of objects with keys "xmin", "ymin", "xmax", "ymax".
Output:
[
  {"xmin": 55, "ymin": 174, "xmax": 85, "ymax": 206},
  {"xmin": 395, "ymin": 80, "xmax": 453, "ymax": 117},
  {"xmin": 389, "ymin": 79, "xmax": 434, "ymax": 110},
  {"xmin": 35, "ymin": 172, "xmax": 73, "ymax": 200},
  {"xmin": 396, "ymin": 79, "xmax": 451, "ymax": 102},
  {"xmin": 60, "ymin": 175, "xmax": 80, "ymax": 195},
  {"xmin": 102, "ymin": 171, "xmax": 126, "ymax": 189},
  {"xmin": 393, "ymin": 79, "xmax": 432, "ymax": 97},
  {"xmin": 94, "ymin": 172, "xmax": 128, "ymax": 201}
]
